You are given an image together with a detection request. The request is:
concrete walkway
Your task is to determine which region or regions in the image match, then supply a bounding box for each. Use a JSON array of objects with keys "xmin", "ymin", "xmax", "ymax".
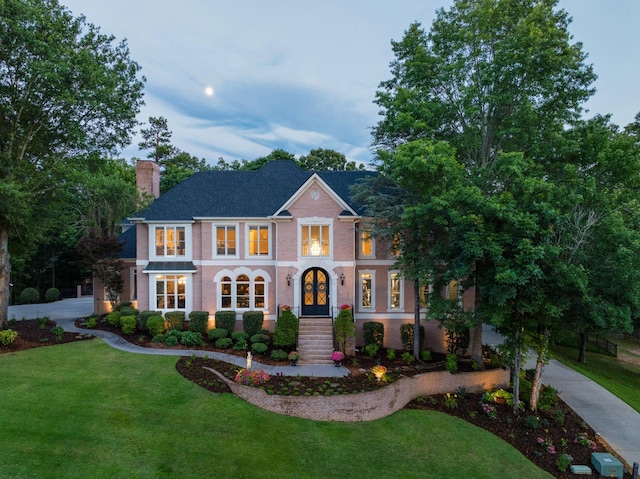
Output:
[
  {"xmin": 7, "ymin": 297, "xmax": 349, "ymax": 378},
  {"xmin": 483, "ymin": 325, "xmax": 640, "ymax": 469},
  {"xmin": 7, "ymin": 298, "xmax": 640, "ymax": 468}
]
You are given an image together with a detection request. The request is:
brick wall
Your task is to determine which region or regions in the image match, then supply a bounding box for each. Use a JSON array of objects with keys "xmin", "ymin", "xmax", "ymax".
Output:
[{"xmin": 206, "ymin": 367, "xmax": 510, "ymax": 422}]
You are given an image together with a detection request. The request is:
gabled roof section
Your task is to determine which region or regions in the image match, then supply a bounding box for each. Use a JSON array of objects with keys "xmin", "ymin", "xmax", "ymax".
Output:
[{"xmin": 131, "ymin": 160, "xmax": 377, "ymax": 221}]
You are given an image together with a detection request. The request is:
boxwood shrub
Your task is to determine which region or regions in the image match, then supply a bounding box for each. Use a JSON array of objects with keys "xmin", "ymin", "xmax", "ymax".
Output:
[
  {"xmin": 363, "ymin": 321, "xmax": 384, "ymax": 348},
  {"xmin": 44, "ymin": 288, "xmax": 61, "ymax": 303},
  {"xmin": 188, "ymin": 311, "xmax": 210, "ymax": 335},
  {"xmin": 231, "ymin": 331, "xmax": 249, "ymax": 341},
  {"xmin": 139, "ymin": 310, "xmax": 162, "ymax": 331},
  {"xmin": 215, "ymin": 337, "xmax": 233, "ymax": 349},
  {"xmin": 180, "ymin": 331, "xmax": 203, "ymax": 347},
  {"xmin": 270, "ymin": 349, "xmax": 288, "ymax": 361},
  {"xmin": 250, "ymin": 333, "xmax": 271, "ymax": 345},
  {"xmin": 242, "ymin": 311, "xmax": 263, "ymax": 337},
  {"xmin": 19, "ymin": 287, "xmax": 40, "ymax": 305},
  {"xmin": 165, "ymin": 311, "xmax": 185, "ymax": 331},
  {"xmin": 107, "ymin": 311, "xmax": 122, "ymax": 328},
  {"xmin": 146, "ymin": 315, "xmax": 165, "ymax": 336},
  {"xmin": 215, "ymin": 310, "xmax": 236, "ymax": 333},
  {"xmin": 273, "ymin": 309, "xmax": 298, "ymax": 348},
  {"xmin": 120, "ymin": 315, "xmax": 137, "ymax": 335},
  {"xmin": 251, "ymin": 342, "xmax": 268, "ymax": 355},
  {"xmin": 120, "ymin": 305, "xmax": 139, "ymax": 318},
  {"xmin": 207, "ymin": 328, "xmax": 228, "ymax": 340}
]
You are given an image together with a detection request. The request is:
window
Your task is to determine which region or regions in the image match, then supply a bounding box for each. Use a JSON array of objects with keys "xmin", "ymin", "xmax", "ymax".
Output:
[
  {"xmin": 218, "ymin": 273, "xmax": 268, "ymax": 310},
  {"xmin": 155, "ymin": 274, "xmax": 186, "ymax": 309},
  {"xmin": 389, "ymin": 272, "xmax": 403, "ymax": 310},
  {"xmin": 216, "ymin": 225, "xmax": 236, "ymax": 256},
  {"xmin": 419, "ymin": 283, "xmax": 432, "ymax": 309},
  {"xmin": 388, "ymin": 234, "xmax": 401, "ymax": 258},
  {"xmin": 301, "ymin": 224, "xmax": 329, "ymax": 256},
  {"xmin": 221, "ymin": 276, "xmax": 232, "ymax": 308},
  {"xmin": 446, "ymin": 279, "xmax": 461, "ymax": 304},
  {"xmin": 360, "ymin": 228, "xmax": 374, "ymax": 257},
  {"xmin": 129, "ymin": 267, "xmax": 137, "ymax": 300},
  {"xmin": 155, "ymin": 226, "xmax": 186, "ymax": 257},
  {"xmin": 248, "ymin": 225, "xmax": 270, "ymax": 256},
  {"xmin": 360, "ymin": 272, "xmax": 374, "ymax": 310}
]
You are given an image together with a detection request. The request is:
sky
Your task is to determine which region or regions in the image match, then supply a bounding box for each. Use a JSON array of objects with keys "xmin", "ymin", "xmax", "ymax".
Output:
[{"xmin": 60, "ymin": 0, "xmax": 640, "ymax": 167}]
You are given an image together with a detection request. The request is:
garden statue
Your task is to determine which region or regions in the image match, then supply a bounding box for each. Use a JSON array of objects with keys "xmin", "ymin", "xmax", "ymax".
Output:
[{"xmin": 246, "ymin": 351, "xmax": 252, "ymax": 369}]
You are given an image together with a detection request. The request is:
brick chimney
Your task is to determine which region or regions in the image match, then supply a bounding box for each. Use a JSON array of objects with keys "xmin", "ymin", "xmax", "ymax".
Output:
[{"xmin": 136, "ymin": 160, "xmax": 160, "ymax": 199}]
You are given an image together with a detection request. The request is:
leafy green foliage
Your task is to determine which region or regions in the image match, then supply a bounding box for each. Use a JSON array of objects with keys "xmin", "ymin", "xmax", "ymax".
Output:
[
  {"xmin": 146, "ymin": 315, "xmax": 165, "ymax": 336},
  {"xmin": 251, "ymin": 342, "xmax": 268, "ymax": 355},
  {"xmin": 273, "ymin": 309, "xmax": 299, "ymax": 348},
  {"xmin": 214, "ymin": 337, "xmax": 233, "ymax": 349},
  {"xmin": 250, "ymin": 333, "xmax": 270, "ymax": 345},
  {"xmin": 120, "ymin": 315, "xmax": 137, "ymax": 335},
  {"xmin": 188, "ymin": 311, "xmax": 210, "ymax": 335},
  {"xmin": 139, "ymin": 311, "xmax": 162, "ymax": 332},
  {"xmin": 106, "ymin": 311, "xmax": 122, "ymax": 328},
  {"xmin": 50, "ymin": 326, "xmax": 65, "ymax": 342},
  {"xmin": 242, "ymin": 311, "xmax": 264, "ymax": 337},
  {"xmin": 180, "ymin": 331, "xmax": 203, "ymax": 347},
  {"xmin": 445, "ymin": 354, "xmax": 458, "ymax": 373},
  {"xmin": 215, "ymin": 311, "xmax": 236, "ymax": 333},
  {"xmin": 19, "ymin": 288, "xmax": 40, "ymax": 305},
  {"xmin": 400, "ymin": 323, "xmax": 424, "ymax": 351},
  {"xmin": 270, "ymin": 349, "xmax": 288, "ymax": 361},
  {"xmin": 164, "ymin": 311, "xmax": 185, "ymax": 331},
  {"xmin": 0, "ymin": 329, "xmax": 18, "ymax": 346},
  {"xmin": 44, "ymin": 288, "xmax": 60, "ymax": 303},
  {"xmin": 362, "ymin": 322, "xmax": 384, "ymax": 348},
  {"xmin": 207, "ymin": 328, "xmax": 228, "ymax": 340},
  {"xmin": 334, "ymin": 307, "xmax": 355, "ymax": 353}
]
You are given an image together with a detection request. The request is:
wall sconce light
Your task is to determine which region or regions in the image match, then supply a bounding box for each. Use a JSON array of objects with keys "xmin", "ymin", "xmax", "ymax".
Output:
[
  {"xmin": 340, "ymin": 273, "xmax": 345, "ymax": 285},
  {"xmin": 287, "ymin": 274, "xmax": 291, "ymax": 286}
]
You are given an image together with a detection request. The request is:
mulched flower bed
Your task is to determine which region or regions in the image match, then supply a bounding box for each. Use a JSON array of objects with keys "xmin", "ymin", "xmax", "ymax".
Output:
[{"xmin": 0, "ymin": 318, "xmax": 94, "ymax": 353}]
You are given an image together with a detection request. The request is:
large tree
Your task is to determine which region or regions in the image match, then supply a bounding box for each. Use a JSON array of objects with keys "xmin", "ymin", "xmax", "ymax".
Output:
[
  {"xmin": 298, "ymin": 148, "xmax": 365, "ymax": 171},
  {"xmin": 372, "ymin": 0, "xmax": 596, "ymax": 365},
  {"xmin": 0, "ymin": 0, "xmax": 145, "ymax": 327}
]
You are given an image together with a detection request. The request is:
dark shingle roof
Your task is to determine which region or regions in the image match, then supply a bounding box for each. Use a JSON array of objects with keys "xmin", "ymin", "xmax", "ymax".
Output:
[{"xmin": 134, "ymin": 160, "xmax": 375, "ymax": 221}]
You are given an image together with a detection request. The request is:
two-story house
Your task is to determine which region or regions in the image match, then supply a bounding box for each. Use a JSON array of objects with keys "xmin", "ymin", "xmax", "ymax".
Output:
[{"xmin": 95, "ymin": 159, "xmax": 474, "ymax": 352}]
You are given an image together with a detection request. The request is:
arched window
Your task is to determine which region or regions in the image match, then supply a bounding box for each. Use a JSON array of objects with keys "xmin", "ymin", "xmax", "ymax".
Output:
[
  {"xmin": 254, "ymin": 276, "xmax": 265, "ymax": 308},
  {"xmin": 236, "ymin": 274, "xmax": 250, "ymax": 309},
  {"xmin": 217, "ymin": 272, "xmax": 268, "ymax": 310}
]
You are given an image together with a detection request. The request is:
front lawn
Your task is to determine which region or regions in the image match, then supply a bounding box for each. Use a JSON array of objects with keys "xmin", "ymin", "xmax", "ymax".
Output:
[{"xmin": 0, "ymin": 340, "xmax": 552, "ymax": 479}]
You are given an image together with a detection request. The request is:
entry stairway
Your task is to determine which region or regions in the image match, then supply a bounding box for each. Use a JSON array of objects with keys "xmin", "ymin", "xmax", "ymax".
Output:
[{"xmin": 297, "ymin": 317, "xmax": 334, "ymax": 365}]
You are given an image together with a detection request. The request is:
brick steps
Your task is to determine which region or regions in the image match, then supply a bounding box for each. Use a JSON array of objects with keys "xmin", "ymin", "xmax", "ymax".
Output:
[{"xmin": 297, "ymin": 317, "xmax": 334, "ymax": 365}]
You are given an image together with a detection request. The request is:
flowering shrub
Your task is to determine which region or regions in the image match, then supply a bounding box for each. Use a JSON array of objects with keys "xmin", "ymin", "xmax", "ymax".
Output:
[
  {"xmin": 481, "ymin": 403, "xmax": 497, "ymax": 420},
  {"xmin": 234, "ymin": 368, "xmax": 271, "ymax": 386},
  {"xmin": 288, "ymin": 351, "xmax": 299, "ymax": 360},
  {"xmin": 443, "ymin": 392, "xmax": 458, "ymax": 409},
  {"xmin": 340, "ymin": 304, "xmax": 350, "ymax": 310},
  {"xmin": 574, "ymin": 433, "xmax": 597, "ymax": 450},
  {"xmin": 331, "ymin": 351, "xmax": 344, "ymax": 361},
  {"xmin": 281, "ymin": 305, "xmax": 290, "ymax": 311},
  {"xmin": 536, "ymin": 436, "xmax": 556, "ymax": 454}
]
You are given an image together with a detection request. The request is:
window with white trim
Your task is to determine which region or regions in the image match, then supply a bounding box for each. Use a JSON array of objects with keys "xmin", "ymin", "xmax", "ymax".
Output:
[
  {"xmin": 301, "ymin": 224, "xmax": 330, "ymax": 257},
  {"xmin": 129, "ymin": 267, "xmax": 137, "ymax": 300},
  {"xmin": 218, "ymin": 274, "xmax": 267, "ymax": 310},
  {"xmin": 215, "ymin": 225, "xmax": 237, "ymax": 256},
  {"xmin": 155, "ymin": 274, "xmax": 186, "ymax": 309},
  {"xmin": 248, "ymin": 225, "xmax": 270, "ymax": 256},
  {"xmin": 446, "ymin": 279, "xmax": 461, "ymax": 305},
  {"xmin": 155, "ymin": 226, "xmax": 186, "ymax": 257},
  {"xmin": 360, "ymin": 271, "xmax": 375, "ymax": 310},
  {"xmin": 389, "ymin": 271, "xmax": 403, "ymax": 310}
]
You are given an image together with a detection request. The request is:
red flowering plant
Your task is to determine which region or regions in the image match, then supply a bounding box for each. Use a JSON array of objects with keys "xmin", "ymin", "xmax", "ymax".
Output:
[
  {"xmin": 340, "ymin": 304, "xmax": 351, "ymax": 310},
  {"xmin": 234, "ymin": 368, "xmax": 271, "ymax": 386},
  {"xmin": 281, "ymin": 305, "xmax": 290, "ymax": 311}
]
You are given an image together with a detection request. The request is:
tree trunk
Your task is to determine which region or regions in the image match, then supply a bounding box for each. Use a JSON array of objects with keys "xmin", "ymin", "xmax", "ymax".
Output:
[
  {"xmin": 529, "ymin": 326, "xmax": 550, "ymax": 412},
  {"xmin": 413, "ymin": 279, "xmax": 421, "ymax": 359},
  {"xmin": 578, "ymin": 332, "xmax": 587, "ymax": 363},
  {"xmin": 0, "ymin": 227, "xmax": 11, "ymax": 329},
  {"xmin": 512, "ymin": 318, "xmax": 523, "ymax": 414},
  {"xmin": 469, "ymin": 276, "xmax": 484, "ymax": 369}
]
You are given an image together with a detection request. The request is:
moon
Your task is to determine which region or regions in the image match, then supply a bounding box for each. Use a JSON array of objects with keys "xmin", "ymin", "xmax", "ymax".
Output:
[{"xmin": 204, "ymin": 86, "xmax": 214, "ymax": 97}]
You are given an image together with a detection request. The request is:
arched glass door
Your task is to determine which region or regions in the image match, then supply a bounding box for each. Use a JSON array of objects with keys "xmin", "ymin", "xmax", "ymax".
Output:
[{"xmin": 301, "ymin": 268, "xmax": 329, "ymax": 316}]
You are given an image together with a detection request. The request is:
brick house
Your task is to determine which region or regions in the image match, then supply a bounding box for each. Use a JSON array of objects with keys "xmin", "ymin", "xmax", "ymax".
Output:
[{"xmin": 94, "ymin": 159, "xmax": 475, "ymax": 353}]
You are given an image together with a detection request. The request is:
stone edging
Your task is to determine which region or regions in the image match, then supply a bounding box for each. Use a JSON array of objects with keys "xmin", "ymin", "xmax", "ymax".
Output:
[{"xmin": 205, "ymin": 367, "xmax": 510, "ymax": 422}]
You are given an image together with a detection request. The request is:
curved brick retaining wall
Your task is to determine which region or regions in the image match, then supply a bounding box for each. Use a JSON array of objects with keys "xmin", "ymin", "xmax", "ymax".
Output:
[{"xmin": 206, "ymin": 367, "xmax": 510, "ymax": 422}]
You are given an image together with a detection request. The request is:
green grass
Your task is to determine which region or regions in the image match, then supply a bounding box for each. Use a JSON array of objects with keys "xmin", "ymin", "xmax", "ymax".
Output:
[
  {"xmin": 551, "ymin": 337, "xmax": 640, "ymax": 414},
  {"xmin": 0, "ymin": 340, "xmax": 552, "ymax": 479}
]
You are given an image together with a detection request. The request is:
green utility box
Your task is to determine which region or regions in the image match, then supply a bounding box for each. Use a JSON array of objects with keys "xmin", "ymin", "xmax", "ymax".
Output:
[{"xmin": 591, "ymin": 452, "xmax": 623, "ymax": 478}]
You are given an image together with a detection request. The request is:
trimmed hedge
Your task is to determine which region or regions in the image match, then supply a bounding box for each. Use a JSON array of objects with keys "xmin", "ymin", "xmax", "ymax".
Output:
[
  {"xmin": 44, "ymin": 288, "xmax": 61, "ymax": 303},
  {"xmin": 215, "ymin": 337, "xmax": 233, "ymax": 349},
  {"xmin": 215, "ymin": 310, "xmax": 236, "ymax": 333},
  {"xmin": 120, "ymin": 305, "xmax": 139, "ymax": 318},
  {"xmin": 400, "ymin": 323, "xmax": 425, "ymax": 351},
  {"xmin": 207, "ymin": 328, "xmax": 228, "ymax": 340},
  {"xmin": 242, "ymin": 311, "xmax": 264, "ymax": 337},
  {"xmin": 120, "ymin": 315, "xmax": 137, "ymax": 335},
  {"xmin": 19, "ymin": 288, "xmax": 40, "ymax": 305},
  {"xmin": 251, "ymin": 342, "xmax": 268, "ymax": 355},
  {"xmin": 165, "ymin": 311, "xmax": 185, "ymax": 331},
  {"xmin": 363, "ymin": 321, "xmax": 384, "ymax": 348},
  {"xmin": 270, "ymin": 349, "xmax": 288, "ymax": 361},
  {"xmin": 231, "ymin": 331, "xmax": 249, "ymax": 341},
  {"xmin": 139, "ymin": 310, "xmax": 162, "ymax": 331},
  {"xmin": 189, "ymin": 311, "xmax": 210, "ymax": 335},
  {"xmin": 107, "ymin": 311, "xmax": 122, "ymax": 328},
  {"xmin": 250, "ymin": 333, "xmax": 270, "ymax": 345},
  {"xmin": 147, "ymin": 315, "xmax": 165, "ymax": 336}
]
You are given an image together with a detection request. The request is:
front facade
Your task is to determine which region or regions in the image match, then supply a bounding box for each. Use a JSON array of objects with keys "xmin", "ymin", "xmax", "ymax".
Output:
[{"xmin": 96, "ymin": 160, "xmax": 474, "ymax": 351}]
